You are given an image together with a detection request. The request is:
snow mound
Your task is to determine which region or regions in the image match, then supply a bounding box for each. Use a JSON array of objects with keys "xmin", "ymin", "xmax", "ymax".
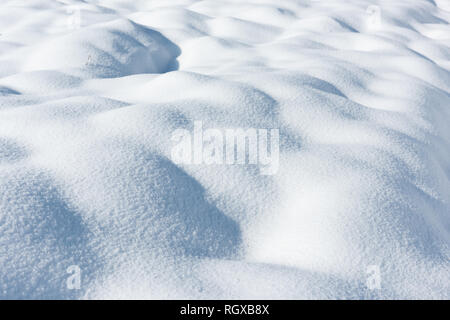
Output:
[{"xmin": 0, "ymin": 0, "xmax": 449, "ymax": 299}]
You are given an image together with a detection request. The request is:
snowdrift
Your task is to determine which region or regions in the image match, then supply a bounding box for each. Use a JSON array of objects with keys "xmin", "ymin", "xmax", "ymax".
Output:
[{"xmin": 0, "ymin": 0, "xmax": 448, "ymax": 299}]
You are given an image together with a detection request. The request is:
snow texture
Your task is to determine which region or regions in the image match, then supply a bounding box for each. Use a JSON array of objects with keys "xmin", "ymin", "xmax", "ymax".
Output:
[{"xmin": 0, "ymin": 0, "xmax": 449, "ymax": 299}]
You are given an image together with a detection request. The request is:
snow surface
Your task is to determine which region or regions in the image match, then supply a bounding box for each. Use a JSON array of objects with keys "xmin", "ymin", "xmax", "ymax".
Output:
[{"xmin": 0, "ymin": 0, "xmax": 449, "ymax": 299}]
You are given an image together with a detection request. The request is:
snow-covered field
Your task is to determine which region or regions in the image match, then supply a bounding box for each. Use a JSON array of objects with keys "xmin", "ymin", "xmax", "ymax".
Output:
[{"xmin": 0, "ymin": 0, "xmax": 449, "ymax": 299}]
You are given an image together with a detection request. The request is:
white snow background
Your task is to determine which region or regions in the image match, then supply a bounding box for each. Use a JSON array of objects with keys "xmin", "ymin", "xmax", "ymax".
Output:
[{"xmin": 0, "ymin": 0, "xmax": 449, "ymax": 299}]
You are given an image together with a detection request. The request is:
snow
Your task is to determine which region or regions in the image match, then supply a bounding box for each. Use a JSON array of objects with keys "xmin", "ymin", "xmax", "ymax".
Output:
[{"xmin": 0, "ymin": 0, "xmax": 449, "ymax": 299}]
